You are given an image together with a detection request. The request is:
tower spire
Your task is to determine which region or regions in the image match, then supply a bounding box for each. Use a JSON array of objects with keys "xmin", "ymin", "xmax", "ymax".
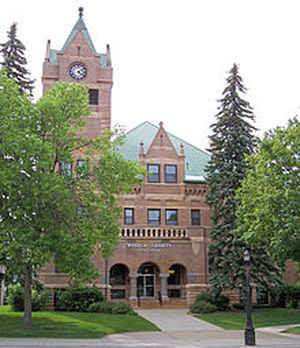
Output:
[{"xmin": 79, "ymin": 7, "xmax": 84, "ymax": 18}]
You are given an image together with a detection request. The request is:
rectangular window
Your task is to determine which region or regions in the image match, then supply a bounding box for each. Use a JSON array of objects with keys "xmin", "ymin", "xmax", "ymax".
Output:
[
  {"xmin": 124, "ymin": 208, "xmax": 134, "ymax": 225},
  {"xmin": 76, "ymin": 159, "xmax": 88, "ymax": 178},
  {"xmin": 165, "ymin": 164, "xmax": 177, "ymax": 183},
  {"xmin": 60, "ymin": 162, "xmax": 72, "ymax": 177},
  {"xmin": 191, "ymin": 209, "xmax": 201, "ymax": 225},
  {"xmin": 147, "ymin": 164, "xmax": 160, "ymax": 183},
  {"xmin": 77, "ymin": 206, "xmax": 88, "ymax": 216},
  {"xmin": 148, "ymin": 209, "xmax": 161, "ymax": 226},
  {"xmin": 166, "ymin": 209, "xmax": 178, "ymax": 225},
  {"xmin": 89, "ymin": 89, "xmax": 99, "ymax": 105}
]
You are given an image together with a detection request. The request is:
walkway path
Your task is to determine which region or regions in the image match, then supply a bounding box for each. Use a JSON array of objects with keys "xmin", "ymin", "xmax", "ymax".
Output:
[
  {"xmin": 135, "ymin": 308, "xmax": 223, "ymax": 331},
  {"xmin": 0, "ymin": 309, "xmax": 299, "ymax": 347}
]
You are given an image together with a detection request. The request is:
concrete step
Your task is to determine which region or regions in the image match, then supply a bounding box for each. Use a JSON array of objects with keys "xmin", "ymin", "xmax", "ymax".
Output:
[{"xmin": 134, "ymin": 299, "xmax": 188, "ymax": 309}]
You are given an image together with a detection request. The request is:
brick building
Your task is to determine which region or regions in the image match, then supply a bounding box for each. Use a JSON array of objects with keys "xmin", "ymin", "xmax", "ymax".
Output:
[
  {"xmin": 36, "ymin": 9, "xmax": 299, "ymax": 308},
  {"xmin": 39, "ymin": 9, "xmax": 212, "ymax": 307}
]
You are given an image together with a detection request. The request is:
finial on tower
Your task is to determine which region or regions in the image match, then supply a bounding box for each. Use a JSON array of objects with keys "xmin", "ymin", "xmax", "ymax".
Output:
[{"xmin": 79, "ymin": 7, "xmax": 84, "ymax": 18}]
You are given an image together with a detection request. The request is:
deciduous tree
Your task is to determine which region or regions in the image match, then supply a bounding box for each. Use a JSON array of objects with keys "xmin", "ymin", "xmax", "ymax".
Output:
[
  {"xmin": 236, "ymin": 118, "xmax": 300, "ymax": 265},
  {"xmin": 0, "ymin": 72, "xmax": 143, "ymax": 328}
]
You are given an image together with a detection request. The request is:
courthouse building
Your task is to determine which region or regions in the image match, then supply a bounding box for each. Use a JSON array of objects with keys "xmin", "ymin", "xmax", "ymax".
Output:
[{"xmin": 38, "ymin": 9, "xmax": 299, "ymax": 308}]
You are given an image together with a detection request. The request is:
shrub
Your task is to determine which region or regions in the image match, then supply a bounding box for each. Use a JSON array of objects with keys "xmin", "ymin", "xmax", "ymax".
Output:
[
  {"xmin": 88, "ymin": 301, "xmax": 136, "ymax": 315},
  {"xmin": 269, "ymin": 286, "xmax": 287, "ymax": 307},
  {"xmin": 195, "ymin": 292, "xmax": 213, "ymax": 303},
  {"xmin": 190, "ymin": 300, "xmax": 217, "ymax": 314},
  {"xmin": 232, "ymin": 303, "xmax": 244, "ymax": 310},
  {"xmin": 55, "ymin": 287, "xmax": 104, "ymax": 312},
  {"xmin": 214, "ymin": 294, "xmax": 230, "ymax": 311},
  {"xmin": 286, "ymin": 282, "xmax": 300, "ymax": 309},
  {"xmin": 194, "ymin": 291, "xmax": 229, "ymax": 311},
  {"xmin": 8, "ymin": 285, "xmax": 50, "ymax": 312}
]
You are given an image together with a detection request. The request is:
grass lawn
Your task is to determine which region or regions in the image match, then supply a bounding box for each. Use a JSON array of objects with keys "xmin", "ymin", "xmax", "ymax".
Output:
[
  {"xmin": 194, "ymin": 308, "xmax": 300, "ymax": 330},
  {"xmin": 0, "ymin": 306, "xmax": 159, "ymax": 338},
  {"xmin": 284, "ymin": 327, "xmax": 300, "ymax": 335}
]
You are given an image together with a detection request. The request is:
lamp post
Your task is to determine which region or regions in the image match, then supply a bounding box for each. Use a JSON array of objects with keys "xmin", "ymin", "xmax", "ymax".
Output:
[{"xmin": 244, "ymin": 249, "xmax": 256, "ymax": 346}]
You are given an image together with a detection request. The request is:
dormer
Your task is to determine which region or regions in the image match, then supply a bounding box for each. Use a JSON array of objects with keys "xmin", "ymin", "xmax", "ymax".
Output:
[{"xmin": 141, "ymin": 122, "xmax": 185, "ymax": 184}]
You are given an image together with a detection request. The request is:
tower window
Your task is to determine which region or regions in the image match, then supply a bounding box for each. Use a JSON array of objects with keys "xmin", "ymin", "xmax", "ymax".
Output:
[{"xmin": 89, "ymin": 89, "xmax": 99, "ymax": 105}]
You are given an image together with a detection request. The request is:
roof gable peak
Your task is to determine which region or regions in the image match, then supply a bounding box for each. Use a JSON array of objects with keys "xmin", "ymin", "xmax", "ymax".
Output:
[
  {"xmin": 146, "ymin": 121, "xmax": 180, "ymax": 159},
  {"xmin": 61, "ymin": 7, "xmax": 97, "ymax": 54}
]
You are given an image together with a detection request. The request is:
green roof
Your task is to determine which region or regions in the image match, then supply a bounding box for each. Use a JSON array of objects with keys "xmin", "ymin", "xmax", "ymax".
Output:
[
  {"xmin": 119, "ymin": 122, "xmax": 210, "ymax": 182},
  {"xmin": 49, "ymin": 16, "xmax": 108, "ymax": 68},
  {"xmin": 61, "ymin": 16, "xmax": 96, "ymax": 53}
]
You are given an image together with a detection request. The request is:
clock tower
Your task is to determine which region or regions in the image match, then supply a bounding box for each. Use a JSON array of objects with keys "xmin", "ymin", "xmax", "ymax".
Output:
[{"xmin": 42, "ymin": 7, "xmax": 113, "ymax": 137}]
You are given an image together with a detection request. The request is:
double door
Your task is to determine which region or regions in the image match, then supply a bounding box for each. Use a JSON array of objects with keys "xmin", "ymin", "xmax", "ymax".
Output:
[{"xmin": 137, "ymin": 274, "xmax": 155, "ymax": 298}]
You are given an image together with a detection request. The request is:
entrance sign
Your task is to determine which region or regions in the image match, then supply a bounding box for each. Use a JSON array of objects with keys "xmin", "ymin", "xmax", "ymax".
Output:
[{"xmin": 125, "ymin": 242, "xmax": 173, "ymax": 248}]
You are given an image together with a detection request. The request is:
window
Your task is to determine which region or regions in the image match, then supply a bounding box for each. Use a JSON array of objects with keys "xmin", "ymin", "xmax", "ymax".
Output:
[
  {"xmin": 124, "ymin": 208, "xmax": 134, "ymax": 224},
  {"xmin": 148, "ymin": 209, "xmax": 161, "ymax": 225},
  {"xmin": 77, "ymin": 206, "xmax": 88, "ymax": 216},
  {"xmin": 60, "ymin": 162, "xmax": 72, "ymax": 177},
  {"xmin": 191, "ymin": 209, "xmax": 201, "ymax": 225},
  {"xmin": 166, "ymin": 209, "xmax": 178, "ymax": 225},
  {"xmin": 165, "ymin": 164, "xmax": 177, "ymax": 183},
  {"xmin": 88, "ymin": 89, "xmax": 99, "ymax": 105},
  {"xmin": 76, "ymin": 159, "xmax": 88, "ymax": 178},
  {"xmin": 147, "ymin": 164, "xmax": 160, "ymax": 183}
]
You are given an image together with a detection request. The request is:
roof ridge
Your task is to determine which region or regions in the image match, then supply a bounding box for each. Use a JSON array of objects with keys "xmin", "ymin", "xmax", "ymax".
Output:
[
  {"xmin": 124, "ymin": 121, "xmax": 158, "ymax": 136},
  {"xmin": 165, "ymin": 128, "xmax": 209, "ymax": 157}
]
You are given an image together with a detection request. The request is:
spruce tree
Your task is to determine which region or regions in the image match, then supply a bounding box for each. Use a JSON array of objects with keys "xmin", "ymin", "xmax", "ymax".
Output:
[
  {"xmin": 0, "ymin": 23, "xmax": 34, "ymax": 96},
  {"xmin": 205, "ymin": 63, "xmax": 282, "ymax": 295}
]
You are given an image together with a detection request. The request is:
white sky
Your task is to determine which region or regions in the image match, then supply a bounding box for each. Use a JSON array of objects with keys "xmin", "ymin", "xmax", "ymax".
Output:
[{"xmin": 1, "ymin": 0, "xmax": 299, "ymax": 150}]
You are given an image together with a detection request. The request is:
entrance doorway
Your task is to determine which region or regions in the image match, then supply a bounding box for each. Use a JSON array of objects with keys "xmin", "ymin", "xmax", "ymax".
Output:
[{"xmin": 137, "ymin": 263, "xmax": 158, "ymax": 299}]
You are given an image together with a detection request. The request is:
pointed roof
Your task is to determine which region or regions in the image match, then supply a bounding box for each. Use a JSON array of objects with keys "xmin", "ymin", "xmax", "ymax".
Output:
[
  {"xmin": 119, "ymin": 122, "xmax": 210, "ymax": 182},
  {"xmin": 61, "ymin": 7, "xmax": 96, "ymax": 53},
  {"xmin": 48, "ymin": 7, "xmax": 109, "ymax": 68}
]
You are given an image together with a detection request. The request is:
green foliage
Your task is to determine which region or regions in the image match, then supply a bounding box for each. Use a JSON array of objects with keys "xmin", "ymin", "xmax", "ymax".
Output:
[
  {"xmin": 190, "ymin": 300, "xmax": 217, "ymax": 314},
  {"xmin": 286, "ymin": 283, "xmax": 300, "ymax": 309},
  {"xmin": 195, "ymin": 292, "xmax": 213, "ymax": 303},
  {"xmin": 213, "ymin": 294, "xmax": 230, "ymax": 311},
  {"xmin": 236, "ymin": 118, "xmax": 300, "ymax": 264},
  {"xmin": 0, "ymin": 23, "xmax": 34, "ymax": 96},
  {"xmin": 269, "ymin": 285, "xmax": 287, "ymax": 308},
  {"xmin": 194, "ymin": 291, "xmax": 229, "ymax": 311},
  {"xmin": 205, "ymin": 63, "xmax": 282, "ymax": 292},
  {"xmin": 88, "ymin": 301, "xmax": 136, "ymax": 315},
  {"xmin": 7, "ymin": 285, "xmax": 50, "ymax": 312},
  {"xmin": 55, "ymin": 287, "xmax": 104, "ymax": 312},
  {"xmin": 0, "ymin": 73, "xmax": 144, "ymax": 327}
]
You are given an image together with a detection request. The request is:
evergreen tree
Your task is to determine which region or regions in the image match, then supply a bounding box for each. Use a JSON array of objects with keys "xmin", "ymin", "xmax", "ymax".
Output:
[
  {"xmin": 205, "ymin": 63, "xmax": 282, "ymax": 294},
  {"xmin": 0, "ymin": 23, "xmax": 34, "ymax": 96}
]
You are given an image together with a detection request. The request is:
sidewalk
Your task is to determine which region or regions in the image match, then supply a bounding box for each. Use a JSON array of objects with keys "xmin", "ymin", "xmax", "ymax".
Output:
[{"xmin": 0, "ymin": 309, "xmax": 299, "ymax": 347}]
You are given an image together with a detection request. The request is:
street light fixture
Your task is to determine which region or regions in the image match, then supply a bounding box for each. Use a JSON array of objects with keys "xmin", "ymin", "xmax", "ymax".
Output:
[{"xmin": 244, "ymin": 249, "xmax": 256, "ymax": 346}]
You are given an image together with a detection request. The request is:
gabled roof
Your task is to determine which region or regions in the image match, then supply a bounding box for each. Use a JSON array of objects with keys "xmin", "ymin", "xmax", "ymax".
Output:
[{"xmin": 119, "ymin": 122, "xmax": 210, "ymax": 182}]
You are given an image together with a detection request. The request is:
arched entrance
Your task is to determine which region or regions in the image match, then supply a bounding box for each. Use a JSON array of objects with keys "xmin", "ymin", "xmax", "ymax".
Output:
[
  {"xmin": 137, "ymin": 262, "xmax": 159, "ymax": 299},
  {"xmin": 168, "ymin": 264, "xmax": 187, "ymax": 298},
  {"xmin": 109, "ymin": 263, "xmax": 129, "ymax": 300}
]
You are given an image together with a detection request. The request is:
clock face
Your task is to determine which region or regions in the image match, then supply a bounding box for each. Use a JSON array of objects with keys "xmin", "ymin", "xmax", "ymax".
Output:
[{"xmin": 69, "ymin": 63, "xmax": 87, "ymax": 80}]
